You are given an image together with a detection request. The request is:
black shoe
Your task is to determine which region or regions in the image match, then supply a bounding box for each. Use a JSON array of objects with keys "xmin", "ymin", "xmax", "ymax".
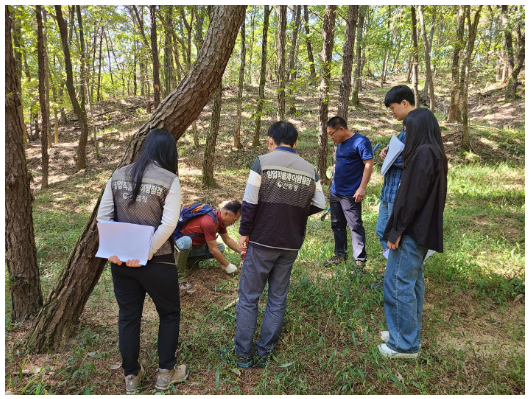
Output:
[
  {"xmin": 219, "ymin": 345, "xmax": 253, "ymax": 368},
  {"xmin": 323, "ymin": 254, "xmax": 347, "ymax": 268},
  {"xmin": 254, "ymin": 353, "xmax": 272, "ymax": 368}
]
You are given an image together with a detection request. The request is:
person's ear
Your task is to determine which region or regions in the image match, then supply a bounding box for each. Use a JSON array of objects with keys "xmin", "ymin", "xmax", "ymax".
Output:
[{"xmin": 293, "ymin": 141, "xmax": 298, "ymax": 149}]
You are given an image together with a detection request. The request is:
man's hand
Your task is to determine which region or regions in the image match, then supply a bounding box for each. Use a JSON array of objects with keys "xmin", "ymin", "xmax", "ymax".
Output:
[
  {"xmin": 353, "ymin": 187, "xmax": 366, "ymax": 203},
  {"xmin": 108, "ymin": 256, "xmax": 142, "ymax": 267},
  {"xmin": 379, "ymin": 146, "xmax": 388, "ymax": 160},
  {"xmin": 238, "ymin": 235, "xmax": 249, "ymax": 252},
  {"xmin": 387, "ymin": 235, "xmax": 402, "ymax": 250}
]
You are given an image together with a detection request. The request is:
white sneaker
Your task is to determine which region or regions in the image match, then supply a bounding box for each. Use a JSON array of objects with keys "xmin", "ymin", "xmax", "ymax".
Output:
[
  {"xmin": 224, "ymin": 263, "xmax": 238, "ymax": 274},
  {"xmin": 381, "ymin": 331, "xmax": 390, "ymax": 343},
  {"xmin": 378, "ymin": 343, "xmax": 418, "ymax": 359}
]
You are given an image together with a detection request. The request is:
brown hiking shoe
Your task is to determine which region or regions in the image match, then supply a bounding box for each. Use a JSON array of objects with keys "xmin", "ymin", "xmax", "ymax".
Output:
[
  {"xmin": 155, "ymin": 364, "xmax": 189, "ymax": 391},
  {"xmin": 125, "ymin": 365, "xmax": 145, "ymax": 395},
  {"xmin": 323, "ymin": 254, "xmax": 347, "ymax": 267}
]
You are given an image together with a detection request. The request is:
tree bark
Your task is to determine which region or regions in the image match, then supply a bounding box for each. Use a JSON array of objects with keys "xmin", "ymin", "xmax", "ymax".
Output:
[
  {"xmin": 6, "ymin": 5, "xmax": 43, "ymax": 322},
  {"xmin": 252, "ymin": 5, "xmax": 270, "ymax": 147},
  {"xmin": 97, "ymin": 25, "xmax": 103, "ymax": 102},
  {"xmin": 351, "ymin": 6, "xmax": 366, "ymax": 107},
  {"xmin": 41, "ymin": 9, "xmax": 52, "ymax": 150},
  {"xmin": 11, "ymin": 9, "xmax": 29, "ymax": 145},
  {"xmin": 26, "ymin": 6, "xmax": 246, "ymax": 353},
  {"xmin": 317, "ymin": 5, "xmax": 335, "ymax": 185},
  {"xmin": 337, "ymin": 5, "xmax": 358, "ymax": 121},
  {"xmin": 504, "ymin": 6, "xmax": 525, "ymax": 100},
  {"xmin": 287, "ymin": 5, "xmax": 301, "ymax": 115},
  {"xmin": 421, "ymin": 9, "xmax": 436, "ymax": 96},
  {"xmin": 303, "ymin": 6, "xmax": 316, "ymax": 80},
  {"xmin": 410, "ymin": 6, "xmax": 419, "ymax": 108},
  {"xmin": 247, "ymin": 7, "xmax": 256, "ymax": 84},
  {"xmin": 277, "ymin": 5, "xmax": 287, "ymax": 121},
  {"xmin": 203, "ymin": 82, "xmax": 223, "ymax": 186},
  {"xmin": 418, "ymin": 5, "xmax": 435, "ymax": 112},
  {"xmin": 36, "ymin": 6, "xmax": 49, "ymax": 189},
  {"xmin": 448, "ymin": 6, "xmax": 465, "ymax": 122},
  {"xmin": 461, "ymin": 6, "xmax": 482, "ymax": 151},
  {"xmin": 150, "ymin": 5, "xmax": 161, "ymax": 108},
  {"xmin": 234, "ymin": 18, "xmax": 246, "ymax": 149}
]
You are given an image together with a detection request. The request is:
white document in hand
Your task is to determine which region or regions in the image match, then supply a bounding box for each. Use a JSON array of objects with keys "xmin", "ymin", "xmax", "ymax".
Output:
[
  {"xmin": 381, "ymin": 134, "xmax": 405, "ymax": 175},
  {"xmin": 96, "ymin": 221, "xmax": 155, "ymax": 266}
]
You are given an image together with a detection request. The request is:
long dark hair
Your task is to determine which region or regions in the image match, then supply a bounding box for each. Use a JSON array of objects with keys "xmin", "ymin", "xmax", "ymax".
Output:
[
  {"xmin": 126, "ymin": 129, "xmax": 178, "ymax": 203},
  {"xmin": 402, "ymin": 108, "xmax": 447, "ymax": 173}
]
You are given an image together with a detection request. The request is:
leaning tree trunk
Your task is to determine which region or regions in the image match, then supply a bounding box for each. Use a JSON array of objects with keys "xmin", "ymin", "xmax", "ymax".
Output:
[
  {"xmin": 5, "ymin": 5, "xmax": 43, "ymax": 322},
  {"xmin": 203, "ymin": 82, "xmax": 223, "ymax": 186},
  {"xmin": 26, "ymin": 5, "xmax": 246, "ymax": 353},
  {"xmin": 234, "ymin": 18, "xmax": 245, "ymax": 149},
  {"xmin": 418, "ymin": 5, "xmax": 435, "ymax": 112},
  {"xmin": 303, "ymin": 5, "xmax": 316, "ymax": 80},
  {"xmin": 337, "ymin": 5, "xmax": 358, "ymax": 121},
  {"xmin": 448, "ymin": 6, "xmax": 465, "ymax": 122},
  {"xmin": 410, "ymin": 6, "xmax": 419, "ymax": 108},
  {"xmin": 55, "ymin": 5, "xmax": 90, "ymax": 171},
  {"xmin": 37, "ymin": 6, "xmax": 49, "ymax": 188},
  {"xmin": 277, "ymin": 5, "xmax": 287, "ymax": 121},
  {"xmin": 150, "ymin": 5, "xmax": 161, "ymax": 108},
  {"xmin": 317, "ymin": 5, "xmax": 335, "ymax": 186},
  {"xmin": 351, "ymin": 5, "xmax": 365, "ymax": 107},
  {"xmin": 252, "ymin": 5, "xmax": 270, "ymax": 147}
]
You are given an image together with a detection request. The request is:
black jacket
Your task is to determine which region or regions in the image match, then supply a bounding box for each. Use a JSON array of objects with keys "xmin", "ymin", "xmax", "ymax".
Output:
[{"xmin": 383, "ymin": 144, "xmax": 447, "ymax": 253}]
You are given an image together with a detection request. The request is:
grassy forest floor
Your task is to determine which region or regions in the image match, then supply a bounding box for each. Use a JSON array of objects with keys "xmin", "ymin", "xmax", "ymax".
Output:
[{"xmin": 5, "ymin": 71, "xmax": 525, "ymax": 394}]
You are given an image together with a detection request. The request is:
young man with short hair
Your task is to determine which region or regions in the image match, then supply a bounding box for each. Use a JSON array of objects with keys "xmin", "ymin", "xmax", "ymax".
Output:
[
  {"xmin": 220, "ymin": 121, "xmax": 326, "ymax": 368},
  {"xmin": 323, "ymin": 116, "xmax": 374, "ymax": 268},
  {"xmin": 174, "ymin": 200, "xmax": 242, "ymax": 291}
]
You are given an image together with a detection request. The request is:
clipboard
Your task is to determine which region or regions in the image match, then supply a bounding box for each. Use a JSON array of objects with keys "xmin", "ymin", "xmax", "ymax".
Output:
[{"xmin": 381, "ymin": 134, "xmax": 405, "ymax": 175}]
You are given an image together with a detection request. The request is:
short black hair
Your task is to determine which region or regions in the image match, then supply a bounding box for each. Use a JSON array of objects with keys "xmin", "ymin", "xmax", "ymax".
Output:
[
  {"xmin": 326, "ymin": 116, "xmax": 348, "ymax": 130},
  {"xmin": 268, "ymin": 121, "xmax": 298, "ymax": 147},
  {"xmin": 222, "ymin": 200, "xmax": 242, "ymax": 215},
  {"xmin": 384, "ymin": 85, "xmax": 415, "ymax": 107}
]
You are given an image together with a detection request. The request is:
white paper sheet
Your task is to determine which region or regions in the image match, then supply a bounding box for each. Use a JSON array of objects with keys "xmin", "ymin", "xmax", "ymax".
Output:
[
  {"xmin": 96, "ymin": 221, "xmax": 155, "ymax": 265},
  {"xmin": 381, "ymin": 134, "xmax": 405, "ymax": 175}
]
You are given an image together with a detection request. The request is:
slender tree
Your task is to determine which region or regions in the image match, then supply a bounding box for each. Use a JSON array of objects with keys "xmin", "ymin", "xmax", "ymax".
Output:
[
  {"xmin": 448, "ymin": 6, "xmax": 465, "ymax": 122},
  {"xmin": 252, "ymin": 5, "xmax": 270, "ymax": 147},
  {"xmin": 5, "ymin": 4, "xmax": 43, "ymax": 322},
  {"xmin": 287, "ymin": 5, "xmax": 301, "ymax": 115},
  {"xmin": 277, "ymin": 5, "xmax": 287, "ymax": 121},
  {"xmin": 351, "ymin": 6, "xmax": 366, "ymax": 106},
  {"xmin": 26, "ymin": 6, "xmax": 246, "ymax": 352},
  {"xmin": 303, "ymin": 6, "xmax": 316, "ymax": 80},
  {"xmin": 42, "ymin": 9, "xmax": 52, "ymax": 149},
  {"xmin": 418, "ymin": 5, "xmax": 435, "ymax": 111},
  {"xmin": 317, "ymin": 5, "xmax": 336, "ymax": 185},
  {"xmin": 234, "ymin": 17, "xmax": 246, "ymax": 149},
  {"xmin": 36, "ymin": 5, "xmax": 49, "ymax": 188},
  {"xmin": 504, "ymin": 6, "xmax": 525, "ymax": 100},
  {"xmin": 203, "ymin": 82, "xmax": 223, "ymax": 186},
  {"xmin": 338, "ymin": 5, "xmax": 358, "ymax": 121},
  {"xmin": 410, "ymin": 6, "xmax": 419, "ymax": 107},
  {"xmin": 150, "ymin": 5, "xmax": 161, "ymax": 108},
  {"xmin": 11, "ymin": 9, "xmax": 29, "ymax": 145}
]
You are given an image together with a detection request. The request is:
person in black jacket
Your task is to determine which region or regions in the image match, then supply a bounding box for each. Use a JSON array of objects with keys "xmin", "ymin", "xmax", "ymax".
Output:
[{"xmin": 378, "ymin": 108, "xmax": 448, "ymax": 358}]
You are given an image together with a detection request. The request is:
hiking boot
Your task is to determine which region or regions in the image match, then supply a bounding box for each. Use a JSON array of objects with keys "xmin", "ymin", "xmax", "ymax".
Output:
[
  {"xmin": 254, "ymin": 353, "xmax": 272, "ymax": 368},
  {"xmin": 155, "ymin": 364, "xmax": 189, "ymax": 391},
  {"xmin": 219, "ymin": 344, "xmax": 253, "ymax": 368},
  {"xmin": 179, "ymin": 282, "xmax": 193, "ymax": 291},
  {"xmin": 323, "ymin": 254, "xmax": 347, "ymax": 268},
  {"xmin": 125, "ymin": 364, "xmax": 145, "ymax": 395},
  {"xmin": 378, "ymin": 343, "xmax": 418, "ymax": 359}
]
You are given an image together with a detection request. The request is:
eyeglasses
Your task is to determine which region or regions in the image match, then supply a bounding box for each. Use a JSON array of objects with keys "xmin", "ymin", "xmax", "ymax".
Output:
[{"xmin": 328, "ymin": 127, "xmax": 341, "ymax": 137}]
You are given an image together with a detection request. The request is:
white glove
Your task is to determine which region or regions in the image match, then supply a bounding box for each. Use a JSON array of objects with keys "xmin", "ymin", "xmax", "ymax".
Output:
[{"xmin": 224, "ymin": 263, "xmax": 238, "ymax": 274}]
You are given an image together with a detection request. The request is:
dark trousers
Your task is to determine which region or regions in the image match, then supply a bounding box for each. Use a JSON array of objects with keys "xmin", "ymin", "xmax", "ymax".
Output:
[
  {"xmin": 330, "ymin": 192, "xmax": 367, "ymax": 262},
  {"xmin": 111, "ymin": 261, "xmax": 180, "ymax": 376}
]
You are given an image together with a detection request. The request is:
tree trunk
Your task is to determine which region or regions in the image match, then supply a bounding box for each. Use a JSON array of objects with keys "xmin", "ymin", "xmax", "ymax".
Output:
[
  {"xmin": 418, "ymin": 5, "xmax": 435, "ymax": 112},
  {"xmin": 150, "ymin": 5, "xmax": 161, "ymax": 108},
  {"xmin": 11, "ymin": 9, "xmax": 29, "ymax": 145},
  {"xmin": 303, "ymin": 5, "xmax": 316, "ymax": 80},
  {"xmin": 338, "ymin": 5, "xmax": 358, "ymax": 121},
  {"xmin": 252, "ymin": 5, "xmax": 270, "ymax": 147},
  {"xmin": 41, "ymin": 9, "xmax": 52, "ymax": 150},
  {"xmin": 421, "ymin": 9, "xmax": 436, "ymax": 96},
  {"xmin": 410, "ymin": 6, "xmax": 419, "ymax": 108},
  {"xmin": 26, "ymin": 6, "xmax": 246, "ymax": 353},
  {"xmin": 287, "ymin": 5, "xmax": 301, "ymax": 115},
  {"xmin": 203, "ymin": 82, "xmax": 223, "ymax": 186},
  {"xmin": 277, "ymin": 5, "xmax": 287, "ymax": 121},
  {"xmin": 448, "ymin": 6, "xmax": 465, "ymax": 122},
  {"xmin": 36, "ymin": 6, "xmax": 49, "ymax": 189},
  {"xmin": 234, "ymin": 18, "xmax": 246, "ymax": 149},
  {"xmin": 97, "ymin": 25, "xmax": 103, "ymax": 102},
  {"xmin": 461, "ymin": 6, "xmax": 482, "ymax": 151},
  {"xmin": 55, "ymin": 6, "xmax": 90, "ymax": 171},
  {"xmin": 351, "ymin": 6, "xmax": 366, "ymax": 107},
  {"xmin": 6, "ymin": 5, "xmax": 43, "ymax": 322},
  {"xmin": 317, "ymin": 5, "xmax": 335, "ymax": 186},
  {"xmin": 504, "ymin": 6, "xmax": 524, "ymax": 100},
  {"xmin": 247, "ymin": 7, "xmax": 256, "ymax": 84}
]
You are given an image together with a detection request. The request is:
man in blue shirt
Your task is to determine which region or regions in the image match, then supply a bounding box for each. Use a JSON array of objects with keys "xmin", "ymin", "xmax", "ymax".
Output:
[
  {"xmin": 324, "ymin": 116, "xmax": 373, "ymax": 268},
  {"xmin": 376, "ymin": 85, "xmax": 416, "ymax": 252}
]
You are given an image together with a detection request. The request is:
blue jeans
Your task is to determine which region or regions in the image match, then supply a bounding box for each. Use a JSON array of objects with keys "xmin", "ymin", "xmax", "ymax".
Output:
[
  {"xmin": 174, "ymin": 236, "xmax": 225, "ymax": 283},
  {"xmin": 234, "ymin": 245, "xmax": 298, "ymax": 358},
  {"xmin": 383, "ymin": 234, "xmax": 428, "ymax": 353},
  {"xmin": 376, "ymin": 200, "xmax": 394, "ymax": 250}
]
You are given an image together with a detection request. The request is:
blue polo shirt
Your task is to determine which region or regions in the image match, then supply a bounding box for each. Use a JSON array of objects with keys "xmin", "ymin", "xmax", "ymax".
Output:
[{"xmin": 331, "ymin": 133, "xmax": 373, "ymax": 196}]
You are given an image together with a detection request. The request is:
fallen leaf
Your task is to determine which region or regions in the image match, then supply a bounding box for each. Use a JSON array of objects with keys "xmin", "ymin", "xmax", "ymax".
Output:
[
  {"xmin": 110, "ymin": 363, "xmax": 121, "ymax": 370},
  {"xmin": 395, "ymin": 372, "xmax": 404, "ymax": 381},
  {"xmin": 513, "ymin": 294, "xmax": 524, "ymax": 303}
]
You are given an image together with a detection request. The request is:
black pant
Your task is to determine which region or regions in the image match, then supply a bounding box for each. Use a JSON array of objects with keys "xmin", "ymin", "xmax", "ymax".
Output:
[
  {"xmin": 111, "ymin": 261, "xmax": 180, "ymax": 376},
  {"xmin": 330, "ymin": 192, "xmax": 367, "ymax": 262}
]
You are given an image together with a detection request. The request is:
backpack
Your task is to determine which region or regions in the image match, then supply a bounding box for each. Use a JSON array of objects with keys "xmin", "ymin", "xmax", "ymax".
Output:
[{"xmin": 172, "ymin": 202, "xmax": 219, "ymax": 241}]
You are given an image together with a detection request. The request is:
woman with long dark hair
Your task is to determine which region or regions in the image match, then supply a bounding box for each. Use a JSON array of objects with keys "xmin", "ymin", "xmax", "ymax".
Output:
[
  {"xmin": 97, "ymin": 129, "xmax": 188, "ymax": 393},
  {"xmin": 379, "ymin": 108, "xmax": 448, "ymax": 358}
]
